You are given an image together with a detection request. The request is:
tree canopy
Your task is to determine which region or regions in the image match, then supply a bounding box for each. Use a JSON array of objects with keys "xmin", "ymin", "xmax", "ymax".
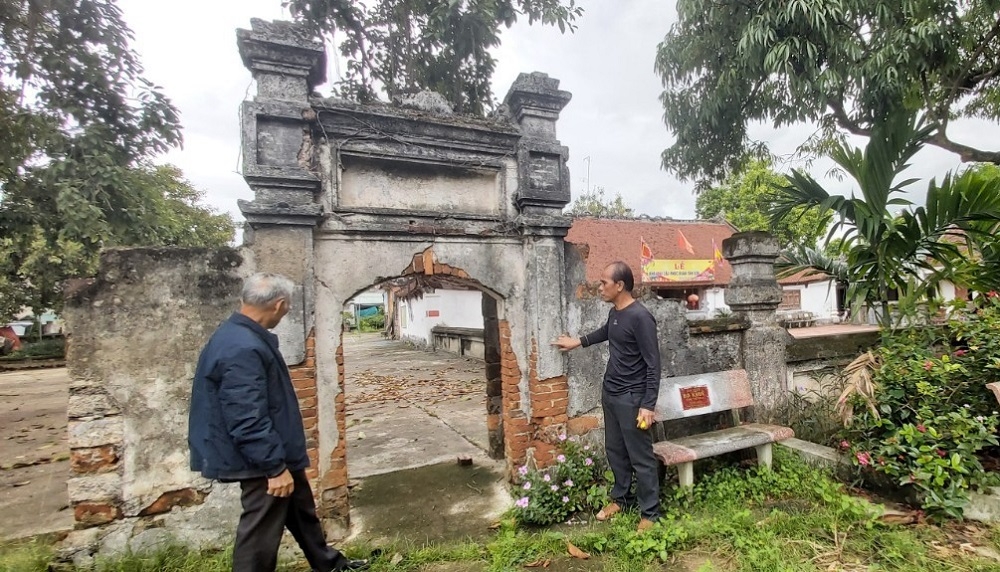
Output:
[
  {"xmin": 0, "ymin": 164, "xmax": 235, "ymax": 321},
  {"xmin": 0, "ymin": 1, "xmax": 230, "ymax": 320},
  {"xmin": 655, "ymin": 0, "xmax": 1000, "ymax": 184},
  {"xmin": 695, "ymin": 159, "xmax": 830, "ymax": 248},
  {"xmin": 567, "ymin": 187, "xmax": 636, "ymax": 218},
  {"xmin": 283, "ymin": 0, "xmax": 582, "ymax": 115}
]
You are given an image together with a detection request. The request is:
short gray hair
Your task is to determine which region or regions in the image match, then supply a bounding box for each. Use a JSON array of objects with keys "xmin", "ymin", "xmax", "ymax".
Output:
[{"xmin": 242, "ymin": 273, "xmax": 295, "ymax": 307}]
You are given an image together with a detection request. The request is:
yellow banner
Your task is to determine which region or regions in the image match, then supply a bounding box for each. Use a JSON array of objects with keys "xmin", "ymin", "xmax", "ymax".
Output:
[{"xmin": 641, "ymin": 259, "xmax": 715, "ymax": 283}]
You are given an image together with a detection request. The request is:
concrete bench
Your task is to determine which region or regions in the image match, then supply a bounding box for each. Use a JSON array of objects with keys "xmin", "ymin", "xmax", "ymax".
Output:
[
  {"xmin": 651, "ymin": 369, "xmax": 794, "ymax": 487},
  {"xmin": 779, "ymin": 311, "xmax": 815, "ymax": 328}
]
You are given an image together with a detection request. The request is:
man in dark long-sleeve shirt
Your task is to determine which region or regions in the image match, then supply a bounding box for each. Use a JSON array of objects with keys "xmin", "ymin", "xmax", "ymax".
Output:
[{"xmin": 554, "ymin": 261, "xmax": 661, "ymax": 532}]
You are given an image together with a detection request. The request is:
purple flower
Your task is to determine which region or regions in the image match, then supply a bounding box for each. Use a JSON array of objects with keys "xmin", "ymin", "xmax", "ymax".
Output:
[
  {"xmin": 585, "ymin": 458, "xmax": 593, "ymax": 466},
  {"xmin": 564, "ymin": 479, "xmax": 573, "ymax": 487},
  {"xmin": 516, "ymin": 497, "xmax": 529, "ymax": 508},
  {"xmin": 558, "ymin": 434, "xmax": 567, "ymax": 442},
  {"xmin": 556, "ymin": 455, "xmax": 566, "ymax": 463},
  {"xmin": 543, "ymin": 474, "xmax": 551, "ymax": 482},
  {"xmin": 523, "ymin": 482, "xmax": 531, "ymax": 490},
  {"xmin": 562, "ymin": 496, "xmax": 569, "ymax": 503},
  {"xmin": 856, "ymin": 451, "xmax": 872, "ymax": 467},
  {"xmin": 584, "ymin": 445, "xmax": 591, "ymax": 451},
  {"xmin": 550, "ymin": 485, "xmax": 558, "ymax": 492},
  {"xmin": 518, "ymin": 465, "xmax": 528, "ymax": 476}
]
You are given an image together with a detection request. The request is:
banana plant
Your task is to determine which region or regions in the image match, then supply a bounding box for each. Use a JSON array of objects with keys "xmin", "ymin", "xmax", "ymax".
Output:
[{"xmin": 770, "ymin": 112, "xmax": 1000, "ymax": 329}]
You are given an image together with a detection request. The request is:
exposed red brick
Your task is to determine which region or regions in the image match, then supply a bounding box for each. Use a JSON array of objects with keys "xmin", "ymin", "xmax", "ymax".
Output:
[
  {"xmin": 70, "ymin": 446, "xmax": 118, "ymax": 474},
  {"xmin": 138, "ymin": 488, "xmax": 206, "ymax": 516},
  {"xmin": 296, "ymin": 387, "xmax": 317, "ymax": 400},
  {"xmin": 74, "ymin": 503, "xmax": 121, "ymax": 526},
  {"xmin": 423, "ymin": 250, "xmax": 435, "ymax": 275},
  {"xmin": 567, "ymin": 416, "xmax": 601, "ymax": 435}
]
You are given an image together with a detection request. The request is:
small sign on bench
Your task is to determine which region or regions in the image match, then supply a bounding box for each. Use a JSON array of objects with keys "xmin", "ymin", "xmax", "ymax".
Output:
[{"xmin": 679, "ymin": 385, "xmax": 711, "ymax": 410}]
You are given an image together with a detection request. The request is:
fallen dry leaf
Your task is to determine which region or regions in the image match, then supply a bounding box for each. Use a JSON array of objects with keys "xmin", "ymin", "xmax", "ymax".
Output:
[
  {"xmin": 566, "ymin": 541, "xmax": 590, "ymax": 560},
  {"xmin": 878, "ymin": 512, "xmax": 918, "ymax": 525},
  {"xmin": 524, "ymin": 558, "xmax": 550, "ymax": 568}
]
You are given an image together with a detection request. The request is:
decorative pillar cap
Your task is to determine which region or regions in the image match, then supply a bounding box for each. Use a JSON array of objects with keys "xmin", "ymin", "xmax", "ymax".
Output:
[
  {"xmin": 237, "ymin": 19, "xmax": 327, "ymax": 92},
  {"xmin": 503, "ymin": 72, "xmax": 571, "ymax": 137},
  {"xmin": 722, "ymin": 231, "xmax": 781, "ymax": 261}
]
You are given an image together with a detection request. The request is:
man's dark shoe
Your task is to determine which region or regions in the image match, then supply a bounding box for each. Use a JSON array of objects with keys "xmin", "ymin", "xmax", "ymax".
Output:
[{"xmin": 342, "ymin": 559, "xmax": 370, "ymax": 570}]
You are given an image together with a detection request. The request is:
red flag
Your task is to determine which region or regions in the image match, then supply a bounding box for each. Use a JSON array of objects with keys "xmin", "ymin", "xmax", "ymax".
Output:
[
  {"xmin": 677, "ymin": 230, "xmax": 695, "ymax": 255},
  {"xmin": 640, "ymin": 237, "xmax": 653, "ymax": 262}
]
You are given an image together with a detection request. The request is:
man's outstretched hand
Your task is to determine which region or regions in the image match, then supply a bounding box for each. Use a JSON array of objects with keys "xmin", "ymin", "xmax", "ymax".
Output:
[{"xmin": 552, "ymin": 335, "xmax": 581, "ymax": 352}]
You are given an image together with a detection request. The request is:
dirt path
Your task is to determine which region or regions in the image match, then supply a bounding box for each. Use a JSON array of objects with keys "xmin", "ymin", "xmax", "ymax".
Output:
[{"xmin": 0, "ymin": 367, "xmax": 73, "ymax": 540}]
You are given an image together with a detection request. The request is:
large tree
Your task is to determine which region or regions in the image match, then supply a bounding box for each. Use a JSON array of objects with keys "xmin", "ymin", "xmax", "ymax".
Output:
[
  {"xmin": 0, "ymin": 165, "xmax": 235, "ymax": 321},
  {"xmin": 695, "ymin": 159, "xmax": 830, "ymax": 248},
  {"xmin": 284, "ymin": 0, "xmax": 583, "ymax": 115},
  {"xmin": 655, "ymin": 0, "xmax": 1000, "ymax": 184},
  {"xmin": 0, "ymin": 1, "xmax": 229, "ymax": 320},
  {"xmin": 770, "ymin": 112, "xmax": 1000, "ymax": 328}
]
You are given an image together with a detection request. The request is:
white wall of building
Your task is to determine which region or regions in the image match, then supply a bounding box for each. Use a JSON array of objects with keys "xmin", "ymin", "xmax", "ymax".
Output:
[
  {"xmin": 938, "ymin": 280, "xmax": 958, "ymax": 302},
  {"xmin": 399, "ymin": 289, "xmax": 484, "ymax": 345},
  {"xmin": 701, "ymin": 287, "xmax": 729, "ymax": 316},
  {"xmin": 782, "ymin": 280, "xmax": 839, "ymax": 321}
]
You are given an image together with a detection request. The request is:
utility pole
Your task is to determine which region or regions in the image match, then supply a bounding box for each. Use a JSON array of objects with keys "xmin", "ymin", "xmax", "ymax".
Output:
[{"xmin": 582, "ymin": 156, "xmax": 591, "ymax": 194}]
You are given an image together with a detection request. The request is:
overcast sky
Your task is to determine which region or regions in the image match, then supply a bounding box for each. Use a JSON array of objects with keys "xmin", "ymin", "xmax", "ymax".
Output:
[{"xmin": 117, "ymin": 0, "xmax": 1000, "ymax": 230}]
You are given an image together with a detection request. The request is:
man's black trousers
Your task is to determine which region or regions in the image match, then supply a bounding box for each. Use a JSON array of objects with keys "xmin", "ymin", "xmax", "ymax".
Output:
[
  {"xmin": 233, "ymin": 469, "xmax": 350, "ymax": 572},
  {"xmin": 602, "ymin": 390, "xmax": 661, "ymax": 521}
]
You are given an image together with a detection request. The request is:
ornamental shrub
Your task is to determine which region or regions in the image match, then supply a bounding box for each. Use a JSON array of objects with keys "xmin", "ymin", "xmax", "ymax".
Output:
[
  {"xmin": 511, "ymin": 436, "xmax": 608, "ymax": 526},
  {"xmin": 840, "ymin": 294, "xmax": 1000, "ymax": 519}
]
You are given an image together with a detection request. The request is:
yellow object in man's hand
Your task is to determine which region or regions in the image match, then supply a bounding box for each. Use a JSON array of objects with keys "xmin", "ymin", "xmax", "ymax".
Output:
[{"xmin": 636, "ymin": 415, "xmax": 649, "ymax": 430}]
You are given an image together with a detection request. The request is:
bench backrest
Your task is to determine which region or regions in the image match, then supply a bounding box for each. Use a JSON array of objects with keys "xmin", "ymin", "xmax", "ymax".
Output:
[{"xmin": 653, "ymin": 369, "xmax": 753, "ymax": 421}]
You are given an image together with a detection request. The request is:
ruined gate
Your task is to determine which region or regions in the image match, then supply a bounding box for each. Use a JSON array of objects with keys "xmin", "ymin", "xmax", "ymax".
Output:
[
  {"xmin": 59, "ymin": 19, "xmax": 789, "ymax": 556},
  {"xmin": 236, "ymin": 19, "xmax": 579, "ymax": 533}
]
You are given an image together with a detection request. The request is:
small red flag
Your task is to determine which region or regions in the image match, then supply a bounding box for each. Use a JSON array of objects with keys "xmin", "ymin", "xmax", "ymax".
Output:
[
  {"xmin": 677, "ymin": 230, "xmax": 695, "ymax": 255},
  {"xmin": 640, "ymin": 237, "xmax": 653, "ymax": 262}
]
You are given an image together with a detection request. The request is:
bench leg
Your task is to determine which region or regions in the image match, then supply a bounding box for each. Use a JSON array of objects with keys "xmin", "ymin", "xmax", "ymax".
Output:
[
  {"xmin": 755, "ymin": 443, "xmax": 773, "ymax": 470},
  {"xmin": 678, "ymin": 462, "xmax": 694, "ymax": 488}
]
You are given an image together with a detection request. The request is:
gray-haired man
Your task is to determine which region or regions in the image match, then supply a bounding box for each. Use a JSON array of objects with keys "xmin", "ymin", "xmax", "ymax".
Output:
[{"xmin": 189, "ymin": 273, "xmax": 368, "ymax": 572}]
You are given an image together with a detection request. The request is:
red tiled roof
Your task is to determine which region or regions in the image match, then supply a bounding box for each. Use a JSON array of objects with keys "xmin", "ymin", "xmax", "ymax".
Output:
[
  {"xmin": 777, "ymin": 269, "xmax": 833, "ymax": 285},
  {"xmin": 565, "ymin": 218, "xmax": 738, "ymax": 286}
]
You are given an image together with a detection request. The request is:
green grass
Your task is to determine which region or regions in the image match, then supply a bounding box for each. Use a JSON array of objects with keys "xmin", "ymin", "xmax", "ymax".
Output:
[
  {"xmin": 5, "ymin": 452, "xmax": 1000, "ymax": 571},
  {"xmin": 0, "ymin": 539, "xmax": 52, "ymax": 572}
]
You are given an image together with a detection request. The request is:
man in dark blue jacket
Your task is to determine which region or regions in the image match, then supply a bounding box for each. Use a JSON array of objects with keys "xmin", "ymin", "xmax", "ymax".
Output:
[{"xmin": 189, "ymin": 273, "xmax": 368, "ymax": 572}]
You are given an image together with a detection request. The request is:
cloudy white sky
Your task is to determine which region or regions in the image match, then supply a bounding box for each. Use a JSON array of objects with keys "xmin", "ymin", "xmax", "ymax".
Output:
[{"xmin": 117, "ymin": 0, "xmax": 1000, "ymax": 229}]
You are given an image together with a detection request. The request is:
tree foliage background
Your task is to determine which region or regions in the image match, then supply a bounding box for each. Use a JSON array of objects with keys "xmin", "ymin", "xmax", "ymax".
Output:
[
  {"xmin": 284, "ymin": 0, "xmax": 582, "ymax": 115},
  {"xmin": 567, "ymin": 187, "xmax": 636, "ymax": 218},
  {"xmin": 695, "ymin": 159, "xmax": 830, "ymax": 248},
  {"xmin": 656, "ymin": 0, "xmax": 1000, "ymax": 184},
  {"xmin": 0, "ymin": 0, "xmax": 233, "ymax": 321}
]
